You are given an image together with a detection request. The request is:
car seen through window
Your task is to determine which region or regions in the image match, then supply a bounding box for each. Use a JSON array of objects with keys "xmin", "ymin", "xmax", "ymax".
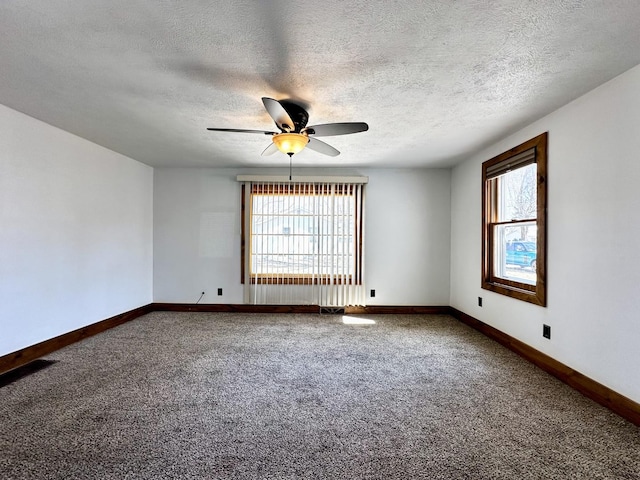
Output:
[{"xmin": 506, "ymin": 241, "xmax": 537, "ymax": 271}]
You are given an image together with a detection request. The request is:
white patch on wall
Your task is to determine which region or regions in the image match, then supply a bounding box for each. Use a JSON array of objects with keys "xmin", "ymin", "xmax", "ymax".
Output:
[{"xmin": 199, "ymin": 212, "xmax": 235, "ymax": 258}]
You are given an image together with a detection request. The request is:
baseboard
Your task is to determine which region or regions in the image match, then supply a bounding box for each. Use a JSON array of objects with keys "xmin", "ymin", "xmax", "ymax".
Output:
[
  {"xmin": 151, "ymin": 304, "xmax": 451, "ymax": 315},
  {"xmin": 448, "ymin": 307, "xmax": 640, "ymax": 427},
  {"xmin": 151, "ymin": 303, "xmax": 320, "ymax": 313},
  {"xmin": 345, "ymin": 305, "xmax": 450, "ymax": 314},
  {"xmin": 0, "ymin": 304, "xmax": 154, "ymax": 375}
]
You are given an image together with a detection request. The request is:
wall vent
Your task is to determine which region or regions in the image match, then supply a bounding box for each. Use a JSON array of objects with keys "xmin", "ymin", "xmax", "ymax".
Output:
[
  {"xmin": 0, "ymin": 359, "xmax": 58, "ymax": 388},
  {"xmin": 319, "ymin": 307, "xmax": 345, "ymax": 315}
]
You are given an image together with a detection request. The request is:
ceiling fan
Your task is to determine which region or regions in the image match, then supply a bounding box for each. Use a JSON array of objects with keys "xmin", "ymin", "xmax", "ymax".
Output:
[{"xmin": 207, "ymin": 97, "xmax": 369, "ymax": 157}]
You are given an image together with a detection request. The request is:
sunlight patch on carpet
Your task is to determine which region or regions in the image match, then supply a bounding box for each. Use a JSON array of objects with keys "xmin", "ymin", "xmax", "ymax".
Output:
[{"xmin": 342, "ymin": 316, "xmax": 376, "ymax": 325}]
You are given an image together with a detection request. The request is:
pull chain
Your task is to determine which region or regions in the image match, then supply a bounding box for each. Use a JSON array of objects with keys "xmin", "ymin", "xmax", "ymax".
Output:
[{"xmin": 288, "ymin": 152, "xmax": 293, "ymax": 181}]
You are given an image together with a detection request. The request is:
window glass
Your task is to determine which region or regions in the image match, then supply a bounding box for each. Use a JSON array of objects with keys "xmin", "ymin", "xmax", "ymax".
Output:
[
  {"xmin": 245, "ymin": 183, "xmax": 363, "ymax": 285},
  {"xmin": 497, "ymin": 163, "xmax": 537, "ymax": 222},
  {"xmin": 251, "ymin": 191, "xmax": 355, "ymax": 276}
]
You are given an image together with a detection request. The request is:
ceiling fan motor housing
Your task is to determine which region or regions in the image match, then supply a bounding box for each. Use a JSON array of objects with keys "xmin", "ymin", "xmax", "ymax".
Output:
[{"xmin": 278, "ymin": 100, "xmax": 309, "ymax": 132}]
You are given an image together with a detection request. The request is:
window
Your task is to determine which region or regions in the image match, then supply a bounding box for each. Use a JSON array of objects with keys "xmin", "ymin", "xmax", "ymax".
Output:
[
  {"xmin": 482, "ymin": 132, "xmax": 547, "ymax": 306},
  {"xmin": 242, "ymin": 182, "xmax": 364, "ymax": 286}
]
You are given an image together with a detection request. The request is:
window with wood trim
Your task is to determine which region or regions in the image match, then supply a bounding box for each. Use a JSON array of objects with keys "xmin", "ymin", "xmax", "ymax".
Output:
[
  {"xmin": 482, "ymin": 132, "xmax": 547, "ymax": 306},
  {"xmin": 242, "ymin": 182, "xmax": 364, "ymax": 286}
]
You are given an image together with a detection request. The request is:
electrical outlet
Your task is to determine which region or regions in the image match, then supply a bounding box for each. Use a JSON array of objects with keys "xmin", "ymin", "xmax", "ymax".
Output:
[
  {"xmin": 217, "ymin": 288, "xmax": 223, "ymax": 296},
  {"xmin": 478, "ymin": 296, "xmax": 483, "ymax": 307},
  {"xmin": 370, "ymin": 289, "xmax": 375, "ymax": 297},
  {"xmin": 543, "ymin": 324, "xmax": 551, "ymax": 339}
]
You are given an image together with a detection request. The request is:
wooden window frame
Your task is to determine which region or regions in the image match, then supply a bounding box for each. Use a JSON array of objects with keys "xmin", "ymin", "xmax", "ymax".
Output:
[
  {"xmin": 241, "ymin": 183, "xmax": 364, "ymax": 286},
  {"xmin": 482, "ymin": 132, "xmax": 548, "ymax": 306}
]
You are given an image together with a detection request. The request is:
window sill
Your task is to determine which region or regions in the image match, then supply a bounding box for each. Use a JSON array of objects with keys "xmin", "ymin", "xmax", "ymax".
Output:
[{"xmin": 481, "ymin": 281, "xmax": 546, "ymax": 307}]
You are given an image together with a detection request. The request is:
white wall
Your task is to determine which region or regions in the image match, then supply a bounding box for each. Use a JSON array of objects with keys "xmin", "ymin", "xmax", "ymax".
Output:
[
  {"xmin": 0, "ymin": 104, "xmax": 153, "ymax": 357},
  {"xmin": 154, "ymin": 168, "xmax": 243, "ymax": 304},
  {"xmin": 365, "ymin": 168, "xmax": 451, "ymax": 305},
  {"xmin": 450, "ymin": 64, "xmax": 640, "ymax": 403},
  {"xmin": 153, "ymin": 167, "xmax": 451, "ymax": 306}
]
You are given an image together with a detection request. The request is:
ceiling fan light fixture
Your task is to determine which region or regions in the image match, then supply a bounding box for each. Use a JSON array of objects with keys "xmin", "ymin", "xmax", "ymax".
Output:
[{"xmin": 272, "ymin": 133, "xmax": 309, "ymax": 155}]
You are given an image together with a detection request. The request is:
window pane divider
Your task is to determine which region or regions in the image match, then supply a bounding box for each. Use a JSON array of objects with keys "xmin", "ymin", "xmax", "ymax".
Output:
[{"xmin": 490, "ymin": 218, "xmax": 536, "ymax": 226}]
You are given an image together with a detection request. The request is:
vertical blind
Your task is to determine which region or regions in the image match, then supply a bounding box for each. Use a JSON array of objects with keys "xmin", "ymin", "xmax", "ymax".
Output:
[{"xmin": 243, "ymin": 180, "xmax": 365, "ymax": 306}]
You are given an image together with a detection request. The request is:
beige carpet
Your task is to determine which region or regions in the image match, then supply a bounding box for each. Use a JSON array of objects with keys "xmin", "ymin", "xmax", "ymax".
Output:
[{"xmin": 1, "ymin": 312, "xmax": 638, "ymax": 479}]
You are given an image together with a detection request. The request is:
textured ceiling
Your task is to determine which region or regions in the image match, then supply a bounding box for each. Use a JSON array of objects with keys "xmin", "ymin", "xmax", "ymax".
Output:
[{"xmin": 2, "ymin": 1, "xmax": 640, "ymax": 168}]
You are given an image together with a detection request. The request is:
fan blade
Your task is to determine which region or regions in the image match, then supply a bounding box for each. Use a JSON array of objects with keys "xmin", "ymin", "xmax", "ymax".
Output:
[
  {"xmin": 262, "ymin": 97, "xmax": 296, "ymax": 132},
  {"xmin": 303, "ymin": 122, "xmax": 369, "ymax": 137},
  {"xmin": 307, "ymin": 138, "xmax": 340, "ymax": 157},
  {"xmin": 207, "ymin": 128, "xmax": 275, "ymax": 135},
  {"xmin": 261, "ymin": 143, "xmax": 279, "ymax": 156}
]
